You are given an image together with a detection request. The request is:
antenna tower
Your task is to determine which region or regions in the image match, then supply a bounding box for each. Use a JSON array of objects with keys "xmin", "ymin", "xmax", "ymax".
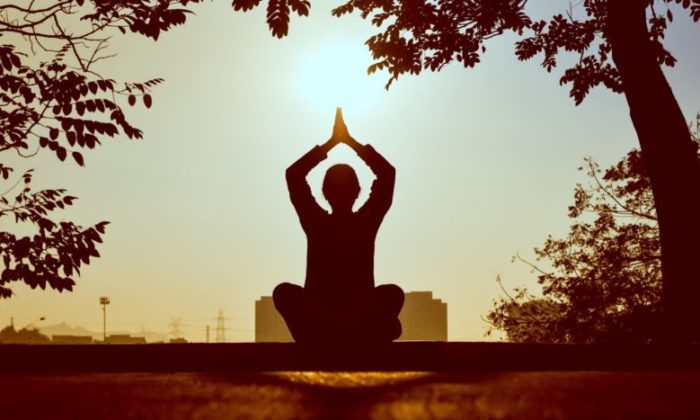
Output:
[{"xmin": 215, "ymin": 310, "xmax": 226, "ymax": 342}]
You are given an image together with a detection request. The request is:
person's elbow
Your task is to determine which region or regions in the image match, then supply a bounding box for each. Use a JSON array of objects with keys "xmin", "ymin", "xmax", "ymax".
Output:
[
  {"xmin": 286, "ymin": 166, "xmax": 301, "ymax": 184},
  {"xmin": 382, "ymin": 164, "xmax": 396, "ymax": 183},
  {"xmin": 386, "ymin": 163, "xmax": 396, "ymax": 176}
]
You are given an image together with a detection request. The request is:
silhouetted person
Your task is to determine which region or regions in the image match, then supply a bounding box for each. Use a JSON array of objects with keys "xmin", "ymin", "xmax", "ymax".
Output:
[{"xmin": 274, "ymin": 109, "xmax": 404, "ymax": 343}]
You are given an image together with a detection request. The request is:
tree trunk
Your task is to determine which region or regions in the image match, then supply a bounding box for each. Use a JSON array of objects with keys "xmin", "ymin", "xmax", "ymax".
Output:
[{"xmin": 607, "ymin": 0, "xmax": 700, "ymax": 342}]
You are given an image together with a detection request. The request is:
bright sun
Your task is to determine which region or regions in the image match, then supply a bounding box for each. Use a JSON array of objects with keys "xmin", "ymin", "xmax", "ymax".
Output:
[{"xmin": 298, "ymin": 41, "xmax": 384, "ymax": 117}]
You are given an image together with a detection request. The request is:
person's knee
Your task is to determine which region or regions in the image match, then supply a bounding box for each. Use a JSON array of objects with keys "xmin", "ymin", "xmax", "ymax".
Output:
[
  {"xmin": 377, "ymin": 284, "xmax": 404, "ymax": 312},
  {"xmin": 388, "ymin": 317, "xmax": 402, "ymax": 341},
  {"xmin": 273, "ymin": 282, "xmax": 302, "ymax": 313},
  {"xmin": 365, "ymin": 317, "xmax": 402, "ymax": 342}
]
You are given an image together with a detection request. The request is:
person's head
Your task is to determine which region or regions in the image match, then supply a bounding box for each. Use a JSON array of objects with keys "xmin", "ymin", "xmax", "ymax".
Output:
[{"xmin": 323, "ymin": 164, "xmax": 360, "ymax": 213}]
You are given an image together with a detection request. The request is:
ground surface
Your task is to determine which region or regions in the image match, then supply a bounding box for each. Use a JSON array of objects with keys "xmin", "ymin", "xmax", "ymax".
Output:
[{"xmin": 2, "ymin": 371, "xmax": 700, "ymax": 419}]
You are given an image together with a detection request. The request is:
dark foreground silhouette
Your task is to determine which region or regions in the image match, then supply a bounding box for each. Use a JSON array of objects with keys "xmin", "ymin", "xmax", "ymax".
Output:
[
  {"xmin": 6, "ymin": 370, "xmax": 700, "ymax": 420},
  {"xmin": 274, "ymin": 109, "xmax": 404, "ymax": 343}
]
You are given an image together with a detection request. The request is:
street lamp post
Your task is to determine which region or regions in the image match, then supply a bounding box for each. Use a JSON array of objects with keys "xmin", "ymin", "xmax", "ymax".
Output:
[{"xmin": 99, "ymin": 296, "xmax": 110, "ymax": 342}]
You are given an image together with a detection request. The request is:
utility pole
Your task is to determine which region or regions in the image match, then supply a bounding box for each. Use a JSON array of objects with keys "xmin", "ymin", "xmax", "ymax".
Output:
[
  {"xmin": 215, "ymin": 310, "xmax": 225, "ymax": 343},
  {"xmin": 206, "ymin": 325, "xmax": 210, "ymax": 343},
  {"xmin": 99, "ymin": 296, "xmax": 110, "ymax": 342}
]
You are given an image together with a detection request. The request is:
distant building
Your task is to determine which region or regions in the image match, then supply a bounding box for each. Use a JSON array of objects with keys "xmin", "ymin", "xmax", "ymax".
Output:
[
  {"xmin": 104, "ymin": 334, "xmax": 146, "ymax": 344},
  {"xmin": 399, "ymin": 291, "xmax": 448, "ymax": 341},
  {"xmin": 255, "ymin": 296, "xmax": 293, "ymax": 342},
  {"xmin": 255, "ymin": 291, "xmax": 447, "ymax": 342},
  {"xmin": 52, "ymin": 335, "xmax": 93, "ymax": 344}
]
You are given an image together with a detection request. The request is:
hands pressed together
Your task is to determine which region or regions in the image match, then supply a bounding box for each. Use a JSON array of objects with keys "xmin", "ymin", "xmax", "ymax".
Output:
[{"xmin": 322, "ymin": 107, "xmax": 362, "ymax": 152}]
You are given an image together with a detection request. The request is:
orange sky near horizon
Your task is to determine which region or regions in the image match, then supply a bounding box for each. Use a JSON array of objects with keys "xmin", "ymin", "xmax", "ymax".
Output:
[{"xmin": 2, "ymin": 2, "xmax": 700, "ymax": 341}]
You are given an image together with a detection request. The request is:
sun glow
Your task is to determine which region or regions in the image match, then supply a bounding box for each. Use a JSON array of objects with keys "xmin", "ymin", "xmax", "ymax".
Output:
[{"xmin": 298, "ymin": 41, "xmax": 385, "ymax": 119}]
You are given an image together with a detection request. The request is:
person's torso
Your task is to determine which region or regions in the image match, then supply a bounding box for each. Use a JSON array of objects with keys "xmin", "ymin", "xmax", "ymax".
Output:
[{"xmin": 303, "ymin": 212, "xmax": 379, "ymax": 298}]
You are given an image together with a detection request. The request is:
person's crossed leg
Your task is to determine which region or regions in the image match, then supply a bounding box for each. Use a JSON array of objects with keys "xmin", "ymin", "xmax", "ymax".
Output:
[{"xmin": 273, "ymin": 282, "xmax": 404, "ymax": 343}]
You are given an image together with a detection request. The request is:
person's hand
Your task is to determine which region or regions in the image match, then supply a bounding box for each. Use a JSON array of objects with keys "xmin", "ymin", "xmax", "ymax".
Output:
[{"xmin": 331, "ymin": 107, "xmax": 352, "ymax": 144}]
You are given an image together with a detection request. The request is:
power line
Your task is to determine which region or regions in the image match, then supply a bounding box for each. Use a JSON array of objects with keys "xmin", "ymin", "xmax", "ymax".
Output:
[{"xmin": 168, "ymin": 318, "xmax": 184, "ymax": 339}]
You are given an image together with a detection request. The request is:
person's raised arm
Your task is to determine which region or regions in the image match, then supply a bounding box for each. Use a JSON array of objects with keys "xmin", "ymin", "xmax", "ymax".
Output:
[
  {"xmin": 286, "ymin": 137, "xmax": 337, "ymax": 183},
  {"xmin": 345, "ymin": 137, "xmax": 395, "ymax": 182},
  {"xmin": 286, "ymin": 137, "xmax": 339, "ymax": 225},
  {"xmin": 332, "ymin": 109, "xmax": 395, "ymax": 217},
  {"xmin": 332, "ymin": 108, "xmax": 394, "ymax": 177}
]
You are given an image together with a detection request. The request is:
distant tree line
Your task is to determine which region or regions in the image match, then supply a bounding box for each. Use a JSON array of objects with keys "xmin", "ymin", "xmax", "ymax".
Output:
[{"xmin": 0, "ymin": 323, "xmax": 50, "ymax": 344}]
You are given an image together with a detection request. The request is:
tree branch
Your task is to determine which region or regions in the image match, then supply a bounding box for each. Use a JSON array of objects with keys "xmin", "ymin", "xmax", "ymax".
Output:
[{"xmin": 586, "ymin": 159, "xmax": 658, "ymax": 221}]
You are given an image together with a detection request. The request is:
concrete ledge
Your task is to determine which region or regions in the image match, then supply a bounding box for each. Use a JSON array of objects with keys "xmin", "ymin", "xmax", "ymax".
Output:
[{"xmin": 1, "ymin": 342, "xmax": 699, "ymax": 372}]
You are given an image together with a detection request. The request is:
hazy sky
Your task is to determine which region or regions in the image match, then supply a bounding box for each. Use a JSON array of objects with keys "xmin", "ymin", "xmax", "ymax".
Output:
[{"xmin": 3, "ymin": 2, "xmax": 699, "ymax": 341}]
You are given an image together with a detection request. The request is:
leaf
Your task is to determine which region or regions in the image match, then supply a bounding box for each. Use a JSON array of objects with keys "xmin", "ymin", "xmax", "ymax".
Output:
[
  {"xmin": 66, "ymin": 131, "xmax": 76, "ymax": 146},
  {"xmin": 1, "ymin": 54, "xmax": 11, "ymax": 71},
  {"xmin": 56, "ymin": 147, "xmax": 67, "ymax": 161},
  {"xmin": 84, "ymin": 134, "xmax": 98, "ymax": 149},
  {"xmin": 95, "ymin": 221, "xmax": 110, "ymax": 234},
  {"xmin": 232, "ymin": 0, "xmax": 263, "ymax": 11},
  {"xmin": 72, "ymin": 151, "xmax": 84, "ymax": 167},
  {"xmin": 288, "ymin": 0, "xmax": 310, "ymax": 16},
  {"xmin": 267, "ymin": 0, "xmax": 290, "ymax": 38}
]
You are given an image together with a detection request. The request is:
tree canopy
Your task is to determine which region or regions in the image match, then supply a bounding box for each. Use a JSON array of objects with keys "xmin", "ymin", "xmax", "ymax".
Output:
[
  {"xmin": 0, "ymin": 1, "xmax": 203, "ymax": 297},
  {"xmin": 235, "ymin": 0, "xmax": 698, "ymax": 101},
  {"xmin": 486, "ymin": 115, "xmax": 699, "ymax": 343}
]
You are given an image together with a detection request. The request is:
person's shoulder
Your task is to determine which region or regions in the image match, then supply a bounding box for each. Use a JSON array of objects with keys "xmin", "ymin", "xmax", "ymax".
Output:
[{"xmin": 305, "ymin": 207, "xmax": 331, "ymax": 223}]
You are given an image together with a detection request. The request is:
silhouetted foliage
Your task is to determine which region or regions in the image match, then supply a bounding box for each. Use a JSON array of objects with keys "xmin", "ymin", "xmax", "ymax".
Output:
[
  {"xmin": 0, "ymin": 324, "xmax": 51, "ymax": 344},
  {"xmin": 486, "ymin": 115, "xmax": 700, "ymax": 343},
  {"xmin": 232, "ymin": 0, "xmax": 309, "ymax": 38},
  {"xmin": 293, "ymin": 0, "xmax": 695, "ymax": 97},
  {"xmin": 0, "ymin": 1, "xmax": 201, "ymax": 297},
  {"xmin": 486, "ymin": 284, "xmax": 566, "ymax": 343}
]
